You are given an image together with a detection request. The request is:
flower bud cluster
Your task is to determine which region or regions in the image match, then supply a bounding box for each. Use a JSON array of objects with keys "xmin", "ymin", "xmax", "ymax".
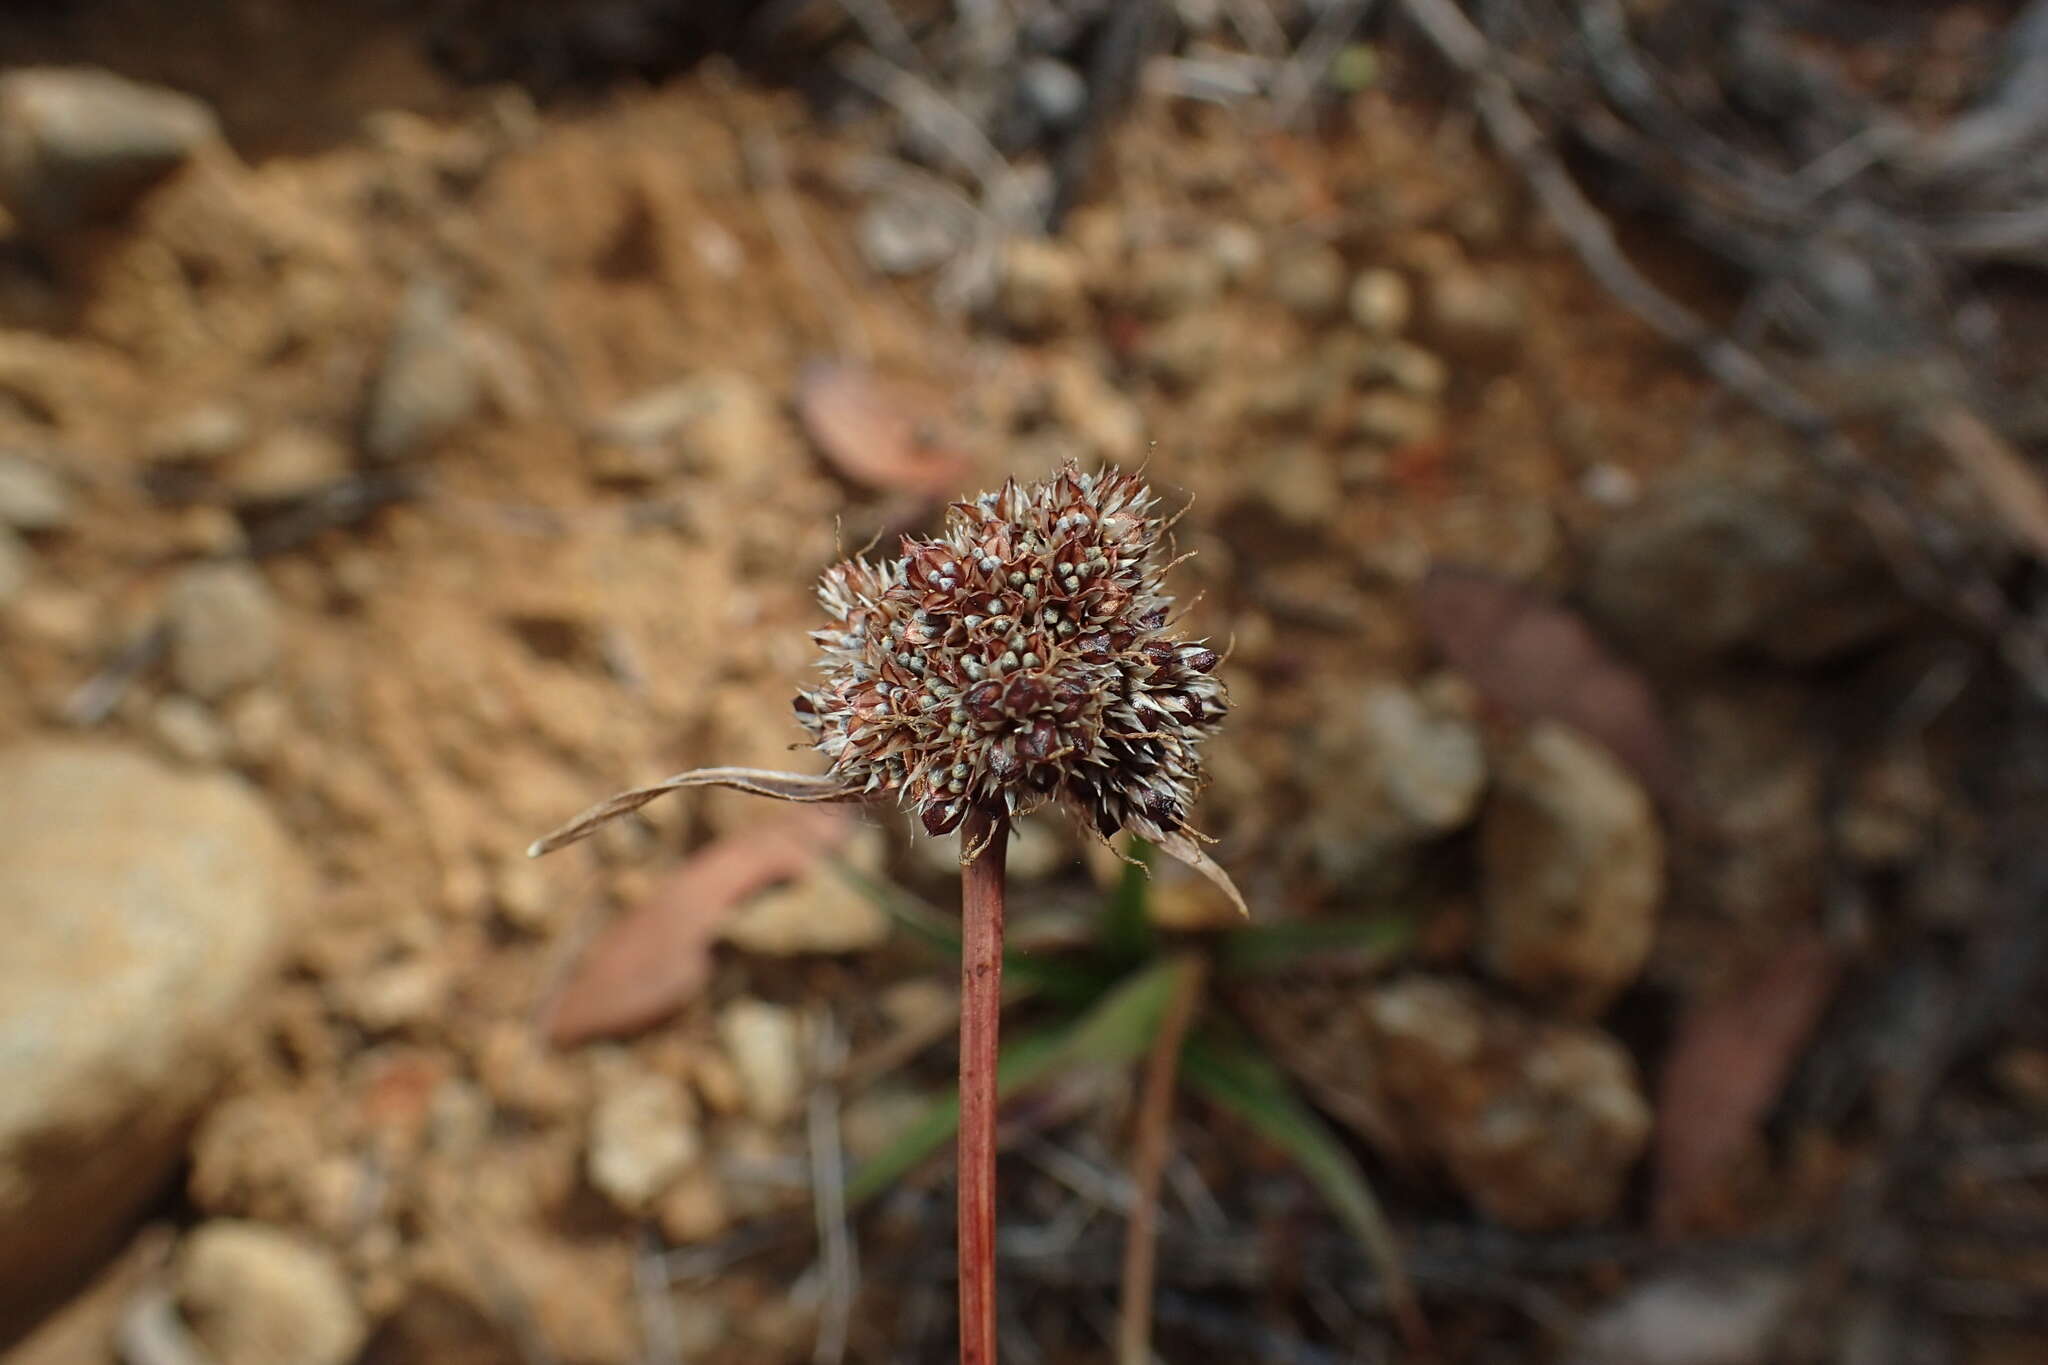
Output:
[{"xmin": 795, "ymin": 466, "xmax": 1226, "ymax": 841}]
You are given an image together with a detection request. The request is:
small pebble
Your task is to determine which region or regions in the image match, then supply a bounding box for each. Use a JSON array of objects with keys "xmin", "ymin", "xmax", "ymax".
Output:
[
  {"xmin": 1425, "ymin": 265, "xmax": 1526, "ymax": 362},
  {"xmin": 717, "ymin": 999, "xmax": 804, "ymax": 1127},
  {"xmin": 0, "ymin": 453, "xmax": 72, "ymax": 530},
  {"xmin": 1352, "ymin": 391, "xmax": 1443, "ymax": 447},
  {"xmin": 165, "ymin": 560, "xmax": 279, "ymax": 700},
  {"xmin": 1018, "ymin": 57, "xmax": 1087, "ymax": 130},
  {"xmin": 1348, "ymin": 267, "xmax": 1412, "ymax": 335},
  {"xmin": 995, "ymin": 238, "xmax": 1086, "ymax": 336},
  {"xmin": 226, "ymin": 426, "xmax": 350, "ymax": 505},
  {"xmin": 149, "ymin": 403, "xmax": 250, "ymax": 466},
  {"xmin": 1207, "ymin": 222, "xmax": 1264, "ymax": 286},
  {"xmin": 151, "ymin": 693, "xmax": 228, "ymax": 764},
  {"xmin": 363, "ymin": 279, "xmax": 481, "ymax": 462},
  {"xmin": 1270, "ymin": 242, "xmax": 1347, "ymax": 321},
  {"xmin": 858, "ymin": 194, "xmax": 960, "ymax": 276}
]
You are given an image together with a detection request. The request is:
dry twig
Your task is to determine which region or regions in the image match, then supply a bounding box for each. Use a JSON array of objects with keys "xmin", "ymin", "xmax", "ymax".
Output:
[
  {"xmin": 1396, "ymin": 0, "xmax": 2048, "ymax": 700},
  {"xmin": 1116, "ymin": 954, "xmax": 1208, "ymax": 1365}
]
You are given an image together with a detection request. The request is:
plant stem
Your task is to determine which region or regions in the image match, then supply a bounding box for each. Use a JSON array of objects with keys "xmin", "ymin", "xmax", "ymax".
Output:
[
  {"xmin": 1116, "ymin": 953, "xmax": 1206, "ymax": 1365},
  {"xmin": 957, "ymin": 803, "xmax": 1009, "ymax": 1365}
]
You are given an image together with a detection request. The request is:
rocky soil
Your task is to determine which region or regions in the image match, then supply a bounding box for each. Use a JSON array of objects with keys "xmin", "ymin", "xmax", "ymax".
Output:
[{"xmin": 2, "ymin": 5, "xmax": 2045, "ymax": 1364}]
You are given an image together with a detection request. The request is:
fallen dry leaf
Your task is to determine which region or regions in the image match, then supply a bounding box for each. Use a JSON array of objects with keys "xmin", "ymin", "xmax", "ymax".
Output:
[
  {"xmin": 545, "ymin": 806, "xmax": 853, "ymax": 1045},
  {"xmin": 1418, "ymin": 565, "xmax": 1679, "ymax": 804},
  {"xmin": 1652, "ymin": 935, "xmax": 1839, "ymax": 1236},
  {"xmin": 796, "ymin": 359, "xmax": 972, "ymax": 497}
]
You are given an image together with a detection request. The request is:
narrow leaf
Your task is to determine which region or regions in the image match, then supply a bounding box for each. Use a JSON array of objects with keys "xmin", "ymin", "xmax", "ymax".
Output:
[
  {"xmin": 527, "ymin": 767, "xmax": 863, "ymax": 857},
  {"xmin": 1099, "ymin": 841, "xmax": 1155, "ymax": 963},
  {"xmin": 846, "ymin": 958, "xmax": 1191, "ymax": 1205},
  {"xmin": 1217, "ymin": 912, "xmax": 1416, "ymax": 977},
  {"xmin": 1182, "ymin": 1032, "xmax": 1425, "ymax": 1345}
]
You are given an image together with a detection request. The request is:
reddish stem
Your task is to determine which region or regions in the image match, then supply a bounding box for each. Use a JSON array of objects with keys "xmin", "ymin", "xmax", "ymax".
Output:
[{"xmin": 957, "ymin": 803, "xmax": 1009, "ymax": 1365}]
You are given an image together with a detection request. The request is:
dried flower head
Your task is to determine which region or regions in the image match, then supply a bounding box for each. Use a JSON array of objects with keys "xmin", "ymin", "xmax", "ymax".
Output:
[
  {"xmin": 529, "ymin": 464, "xmax": 1241, "ymax": 911},
  {"xmin": 798, "ymin": 465, "xmax": 1224, "ymax": 840}
]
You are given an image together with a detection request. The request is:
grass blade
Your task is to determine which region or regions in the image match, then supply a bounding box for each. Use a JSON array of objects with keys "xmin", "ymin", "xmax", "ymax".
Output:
[
  {"xmin": 1216, "ymin": 911, "xmax": 1415, "ymax": 976},
  {"xmin": 1099, "ymin": 840, "xmax": 1155, "ymax": 963},
  {"xmin": 1181, "ymin": 1031, "xmax": 1427, "ymax": 1347},
  {"xmin": 845, "ymin": 958, "xmax": 1191, "ymax": 1207}
]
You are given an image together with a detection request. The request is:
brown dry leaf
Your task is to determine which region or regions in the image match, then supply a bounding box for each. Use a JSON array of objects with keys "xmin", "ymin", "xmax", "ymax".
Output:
[
  {"xmin": 1652, "ymin": 935, "xmax": 1839, "ymax": 1236},
  {"xmin": 1152, "ymin": 827, "xmax": 1250, "ymax": 918},
  {"xmin": 1418, "ymin": 565, "xmax": 1678, "ymax": 804},
  {"xmin": 545, "ymin": 806, "xmax": 853, "ymax": 1045},
  {"xmin": 796, "ymin": 359, "xmax": 972, "ymax": 497}
]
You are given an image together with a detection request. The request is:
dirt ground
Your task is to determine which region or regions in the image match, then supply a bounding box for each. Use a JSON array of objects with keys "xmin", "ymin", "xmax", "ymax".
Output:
[{"xmin": 2, "ymin": 5, "xmax": 2046, "ymax": 1364}]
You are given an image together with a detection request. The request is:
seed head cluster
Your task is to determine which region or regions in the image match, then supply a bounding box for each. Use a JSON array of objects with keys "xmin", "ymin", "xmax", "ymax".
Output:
[{"xmin": 795, "ymin": 466, "xmax": 1226, "ymax": 841}]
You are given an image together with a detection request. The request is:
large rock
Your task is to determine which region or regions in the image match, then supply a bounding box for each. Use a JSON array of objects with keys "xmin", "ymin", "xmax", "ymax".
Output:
[
  {"xmin": 1480, "ymin": 723, "xmax": 1663, "ymax": 1017},
  {"xmin": 0, "ymin": 743, "xmax": 303, "ymax": 1327},
  {"xmin": 1362, "ymin": 976, "xmax": 1651, "ymax": 1229},
  {"xmin": 1585, "ymin": 439, "xmax": 1906, "ymax": 664},
  {"xmin": 1301, "ymin": 674, "xmax": 1487, "ymax": 884},
  {"xmin": 0, "ymin": 68, "xmax": 218, "ymax": 234},
  {"xmin": 175, "ymin": 1221, "xmax": 365, "ymax": 1365}
]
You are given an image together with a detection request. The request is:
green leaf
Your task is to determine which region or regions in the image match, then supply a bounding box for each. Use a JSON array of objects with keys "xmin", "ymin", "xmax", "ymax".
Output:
[
  {"xmin": 1216, "ymin": 912, "xmax": 1415, "ymax": 977},
  {"xmin": 846, "ymin": 957, "xmax": 1193, "ymax": 1206},
  {"xmin": 1098, "ymin": 840, "xmax": 1154, "ymax": 963},
  {"xmin": 1181, "ymin": 1031, "xmax": 1418, "ymax": 1327}
]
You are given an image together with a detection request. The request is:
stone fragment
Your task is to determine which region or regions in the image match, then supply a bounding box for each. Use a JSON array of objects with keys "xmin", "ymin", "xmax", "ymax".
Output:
[
  {"xmin": 151, "ymin": 692, "xmax": 229, "ymax": 764},
  {"xmin": 722, "ymin": 826, "xmax": 889, "ymax": 956},
  {"xmin": 0, "ymin": 743, "xmax": 301, "ymax": 1322},
  {"xmin": 148, "ymin": 403, "xmax": 250, "ymax": 466},
  {"xmin": 0, "ymin": 453, "xmax": 71, "ymax": 531},
  {"xmin": 591, "ymin": 371, "xmax": 788, "ymax": 486},
  {"xmin": 0, "ymin": 67, "xmax": 218, "ymax": 233},
  {"xmin": 1124, "ymin": 245, "xmax": 1227, "ymax": 318},
  {"xmin": 1302, "ymin": 675, "xmax": 1487, "ymax": 883},
  {"xmin": 1577, "ymin": 1268, "xmax": 1799, "ymax": 1365},
  {"xmin": 226, "ymin": 426, "xmax": 350, "ymax": 505},
  {"xmin": 175, "ymin": 1221, "xmax": 365, "ymax": 1365},
  {"xmin": 165, "ymin": 560, "xmax": 280, "ymax": 700},
  {"xmin": 1586, "ymin": 444, "xmax": 1906, "ymax": 664},
  {"xmin": 1271, "ymin": 242, "xmax": 1347, "ymax": 320},
  {"xmin": 717, "ymin": 1000, "xmax": 804, "ymax": 1127},
  {"xmin": 995, "ymin": 237, "xmax": 1086, "ymax": 336},
  {"xmin": 1348, "ymin": 267, "xmax": 1412, "ymax": 335},
  {"xmin": 1422, "ymin": 265, "xmax": 1525, "ymax": 363},
  {"xmin": 587, "ymin": 1068, "xmax": 701, "ymax": 1212},
  {"xmin": 857, "ymin": 193, "xmax": 961, "ymax": 276},
  {"xmin": 1480, "ymin": 723, "xmax": 1662, "ymax": 1017},
  {"xmin": 1363, "ymin": 975, "xmax": 1651, "ymax": 1228},
  {"xmin": 363, "ymin": 279, "xmax": 480, "ymax": 462}
]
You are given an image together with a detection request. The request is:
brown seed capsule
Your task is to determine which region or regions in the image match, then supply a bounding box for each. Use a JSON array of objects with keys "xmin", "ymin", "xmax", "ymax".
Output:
[{"xmin": 792, "ymin": 464, "xmax": 1228, "ymax": 842}]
